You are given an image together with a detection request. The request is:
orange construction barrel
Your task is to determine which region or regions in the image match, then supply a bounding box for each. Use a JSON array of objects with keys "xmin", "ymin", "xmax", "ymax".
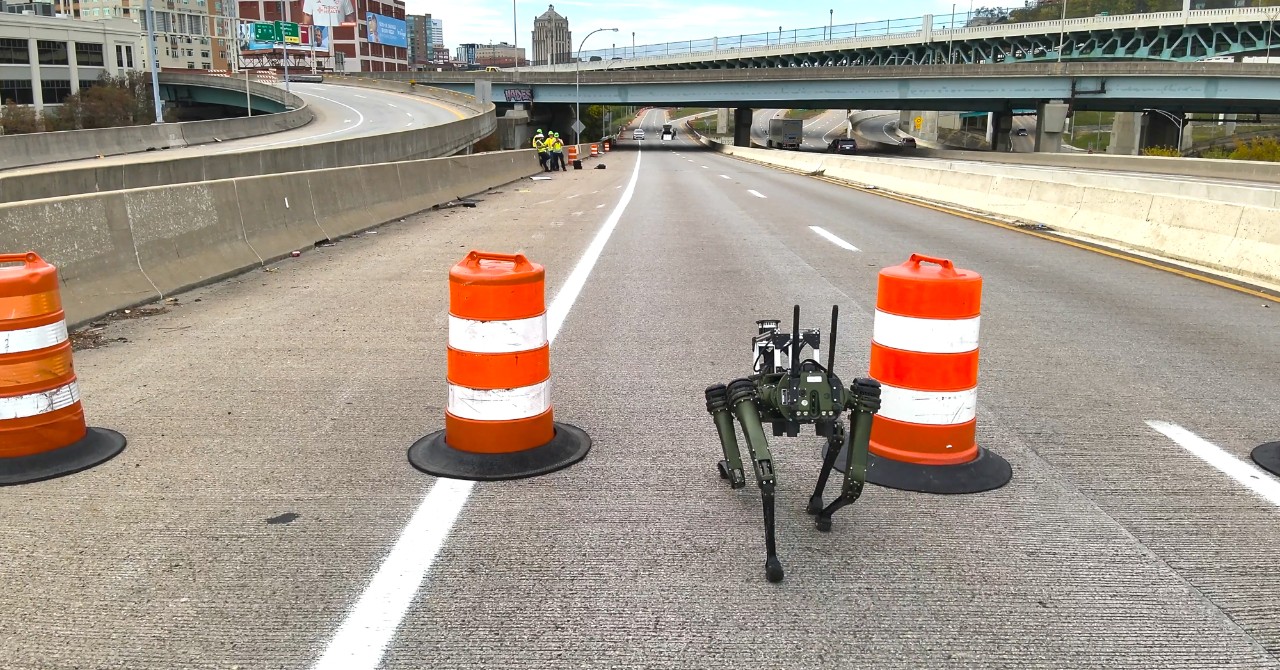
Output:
[
  {"xmin": 408, "ymin": 250, "xmax": 591, "ymax": 480},
  {"xmin": 590, "ymin": 144, "xmax": 599, "ymax": 157},
  {"xmin": 860, "ymin": 254, "xmax": 1011, "ymax": 494},
  {"xmin": 603, "ymin": 140, "xmax": 611, "ymax": 152},
  {"xmin": 0, "ymin": 252, "xmax": 126, "ymax": 485},
  {"xmin": 567, "ymin": 145, "xmax": 578, "ymax": 162}
]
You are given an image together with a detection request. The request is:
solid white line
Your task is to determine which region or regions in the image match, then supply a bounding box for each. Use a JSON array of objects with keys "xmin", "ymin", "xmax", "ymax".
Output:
[
  {"xmin": 310, "ymin": 134, "xmax": 646, "ymax": 670},
  {"xmin": 747, "ymin": 189, "xmax": 766, "ymax": 198},
  {"xmin": 215, "ymin": 91, "xmax": 366, "ymax": 153},
  {"xmin": 809, "ymin": 225, "xmax": 860, "ymax": 252},
  {"xmin": 1147, "ymin": 421, "xmax": 1280, "ymax": 507}
]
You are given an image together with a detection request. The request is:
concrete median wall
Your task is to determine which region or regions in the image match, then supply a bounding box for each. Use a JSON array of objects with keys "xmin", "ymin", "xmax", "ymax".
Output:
[
  {"xmin": 0, "ymin": 149, "xmax": 539, "ymax": 327},
  {"xmin": 0, "ymin": 74, "xmax": 311, "ymax": 171},
  {"xmin": 0, "ymin": 83, "xmax": 495, "ymax": 205},
  {"xmin": 705, "ymin": 139, "xmax": 1280, "ymax": 287}
]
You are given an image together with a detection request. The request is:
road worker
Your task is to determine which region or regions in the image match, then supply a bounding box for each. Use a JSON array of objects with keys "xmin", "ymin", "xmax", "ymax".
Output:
[
  {"xmin": 550, "ymin": 132, "xmax": 566, "ymax": 171},
  {"xmin": 532, "ymin": 130, "xmax": 549, "ymax": 171}
]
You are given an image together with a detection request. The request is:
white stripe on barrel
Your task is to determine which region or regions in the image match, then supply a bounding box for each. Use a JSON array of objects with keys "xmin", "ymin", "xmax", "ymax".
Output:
[
  {"xmin": 876, "ymin": 383, "xmax": 977, "ymax": 425},
  {"xmin": 0, "ymin": 320, "xmax": 69, "ymax": 355},
  {"xmin": 448, "ymin": 314, "xmax": 547, "ymax": 354},
  {"xmin": 447, "ymin": 380, "xmax": 551, "ymax": 421},
  {"xmin": 0, "ymin": 381, "xmax": 81, "ymax": 421},
  {"xmin": 872, "ymin": 310, "xmax": 980, "ymax": 354}
]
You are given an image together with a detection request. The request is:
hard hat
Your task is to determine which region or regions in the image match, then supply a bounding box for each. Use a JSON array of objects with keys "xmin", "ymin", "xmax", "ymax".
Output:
[{"xmin": 537, "ymin": 129, "xmax": 543, "ymax": 133}]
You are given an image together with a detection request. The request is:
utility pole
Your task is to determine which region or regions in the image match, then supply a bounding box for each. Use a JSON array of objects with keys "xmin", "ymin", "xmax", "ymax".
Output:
[{"xmin": 144, "ymin": 0, "xmax": 164, "ymax": 123}]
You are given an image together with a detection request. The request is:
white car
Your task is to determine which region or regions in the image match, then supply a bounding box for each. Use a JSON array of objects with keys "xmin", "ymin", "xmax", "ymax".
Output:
[{"xmin": 633, "ymin": 128, "xmax": 646, "ymax": 140}]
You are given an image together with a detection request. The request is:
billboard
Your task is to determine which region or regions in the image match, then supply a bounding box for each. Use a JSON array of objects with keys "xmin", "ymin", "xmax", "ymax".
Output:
[
  {"xmin": 238, "ymin": 22, "xmax": 331, "ymax": 52},
  {"xmin": 299, "ymin": 0, "xmax": 357, "ymax": 28},
  {"xmin": 366, "ymin": 12, "xmax": 408, "ymax": 48}
]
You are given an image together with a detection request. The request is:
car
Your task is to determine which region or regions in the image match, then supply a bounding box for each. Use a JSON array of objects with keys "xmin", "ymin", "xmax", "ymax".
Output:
[
  {"xmin": 1015, "ymin": 128, "xmax": 1029, "ymax": 136},
  {"xmin": 899, "ymin": 137, "xmax": 917, "ymax": 148},
  {"xmin": 827, "ymin": 138, "xmax": 858, "ymax": 154},
  {"xmin": 633, "ymin": 128, "xmax": 646, "ymax": 140}
]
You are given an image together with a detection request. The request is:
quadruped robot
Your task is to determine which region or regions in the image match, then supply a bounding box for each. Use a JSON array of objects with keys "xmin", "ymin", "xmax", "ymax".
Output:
[{"xmin": 704, "ymin": 305, "xmax": 881, "ymax": 583}]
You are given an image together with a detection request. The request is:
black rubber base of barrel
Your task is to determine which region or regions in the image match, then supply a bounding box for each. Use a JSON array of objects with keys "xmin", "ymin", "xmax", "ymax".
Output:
[
  {"xmin": 0, "ymin": 427, "xmax": 127, "ymax": 486},
  {"xmin": 834, "ymin": 443, "xmax": 1012, "ymax": 494},
  {"xmin": 1251, "ymin": 442, "xmax": 1280, "ymax": 477},
  {"xmin": 408, "ymin": 422, "xmax": 592, "ymax": 482}
]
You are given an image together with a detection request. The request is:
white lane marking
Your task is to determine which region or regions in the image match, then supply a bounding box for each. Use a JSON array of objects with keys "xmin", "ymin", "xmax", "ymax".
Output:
[
  {"xmin": 344, "ymin": 119, "xmax": 353, "ymax": 124},
  {"xmin": 700, "ymin": 165, "xmax": 708, "ymax": 169},
  {"xmin": 566, "ymin": 194, "xmax": 580, "ymax": 199},
  {"xmin": 747, "ymin": 189, "xmax": 767, "ymax": 199},
  {"xmin": 214, "ymin": 91, "xmax": 366, "ymax": 153},
  {"xmin": 310, "ymin": 135, "xmax": 646, "ymax": 670},
  {"xmin": 404, "ymin": 123, "xmax": 413, "ymax": 127},
  {"xmin": 809, "ymin": 225, "xmax": 860, "ymax": 252},
  {"xmin": 353, "ymin": 94, "xmax": 367, "ymax": 99},
  {"xmin": 720, "ymin": 175, "xmax": 732, "ymax": 180},
  {"xmin": 595, "ymin": 204, "xmax": 605, "ymax": 209},
  {"xmin": 1147, "ymin": 421, "xmax": 1280, "ymax": 507},
  {"xmin": 405, "ymin": 112, "xmax": 414, "ymax": 118},
  {"xmin": 387, "ymin": 103, "xmax": 398, "ymax": 108}
]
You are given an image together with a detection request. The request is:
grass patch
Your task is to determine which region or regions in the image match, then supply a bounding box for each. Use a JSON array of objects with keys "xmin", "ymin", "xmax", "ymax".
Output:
[{"xmin": 669, "ymin": 107, "xmax": 715, "ymax": 120}]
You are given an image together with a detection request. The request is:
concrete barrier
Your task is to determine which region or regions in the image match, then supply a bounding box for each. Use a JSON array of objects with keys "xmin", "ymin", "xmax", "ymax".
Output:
[
  {"xmin": 0, "ymin": 148, "xmax": 541, "ymax": 327},
  {"xmin": 0, "ymin": 74, "xmax": 311, "ymax": 171},
  {"xmin": 0, "ymin": 82, "xmax": 495, "ymax": 205},
  {"xmin": 703, "ymin": 138, "xmax": 1280, "ymax": 287}
]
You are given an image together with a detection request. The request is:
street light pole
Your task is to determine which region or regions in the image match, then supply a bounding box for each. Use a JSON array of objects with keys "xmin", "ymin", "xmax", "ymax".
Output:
[
  {"xmin": 1057, "ymin": 0, "xmax": 1067, "ymax": 63},
  {"xmin": 575, "ymin": 26, "xmax": 618, "ymax": 146},
  {"xmin": 829, "ymin": 9, "xmax": 833, "ymax": 40},
  {"xmin": 513, "ymin": 0, "xmax": 519, "ymax": 76},
  {"xmin": 144, "ymin": 0, "xmax": 163, "ymax": 123}
]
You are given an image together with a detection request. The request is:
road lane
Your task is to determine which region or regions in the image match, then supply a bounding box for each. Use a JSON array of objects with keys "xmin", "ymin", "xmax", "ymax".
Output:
[{"xmin": 2, "ymin": 111, "xmax": 1278, "ymax": 669}]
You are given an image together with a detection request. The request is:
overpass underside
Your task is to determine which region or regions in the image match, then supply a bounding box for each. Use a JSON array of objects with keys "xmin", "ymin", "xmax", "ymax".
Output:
[{"xmin": 605, "ymin": 22, "xmax": 1280, "ymax": 71}]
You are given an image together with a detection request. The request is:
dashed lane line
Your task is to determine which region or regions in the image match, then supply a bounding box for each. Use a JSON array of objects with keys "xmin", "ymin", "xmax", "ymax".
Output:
[
  {"xmin": 1147, "ymin": 421, "xmax": 1280, "ymax": 507},
  {"xmin": 747, "ymin": 189, "xmax": 767, "ymax": 198},
  {"xmin": 809, "ymin": 226, "xmax": 860, "ymax": 252}
]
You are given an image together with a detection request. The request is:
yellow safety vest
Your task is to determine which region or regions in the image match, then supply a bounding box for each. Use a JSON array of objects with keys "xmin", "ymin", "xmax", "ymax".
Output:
[{"xmin": 533, "ymin": 137, "xmax": 547, "ymax": 153}]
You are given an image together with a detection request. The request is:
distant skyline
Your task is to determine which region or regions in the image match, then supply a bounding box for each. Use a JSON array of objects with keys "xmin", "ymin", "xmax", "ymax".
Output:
[{"xmin": 406, "ymin": 0, "xmax": 991, "ymax": 53}]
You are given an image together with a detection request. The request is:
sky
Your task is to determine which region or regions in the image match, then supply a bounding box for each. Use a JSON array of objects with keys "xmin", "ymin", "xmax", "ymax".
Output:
[{"xmin": 407, "ymin": 0, "xmax": 988, "ymax": 54}]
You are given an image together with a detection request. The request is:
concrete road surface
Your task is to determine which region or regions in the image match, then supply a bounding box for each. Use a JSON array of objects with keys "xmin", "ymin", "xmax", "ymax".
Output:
[
  {"xmin": 2, "ymin": 109, "xmax": 1279, "ymax": 670},
  {"xmin": 0, "ymin": 82, "xmax": 471, "ymax": 178}
]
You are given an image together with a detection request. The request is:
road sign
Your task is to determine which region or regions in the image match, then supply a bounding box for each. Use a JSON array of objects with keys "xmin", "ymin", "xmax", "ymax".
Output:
[
  {"xmin": 252, "ymin": 22, "xmax": 280, "ymax": 43},
  {"xmin": 571, "ymin": 119, "xmax": 586, "ymax": 135},
  {"xmin": 277, "ymin": 21, "xmax": 301, "ymax": 45},
  {"xmin": 913, "ymin": 116, "xmax": 923, "ymax": 130}
]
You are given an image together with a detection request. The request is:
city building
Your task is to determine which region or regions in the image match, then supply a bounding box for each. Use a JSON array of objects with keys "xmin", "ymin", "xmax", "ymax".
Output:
[
  {"xmin": 0, "ymin": 12, "xmax": 144, "ymax": 111},
  {"xmin": 406, "ymin": 11, "xmax": 427, "ymax": 67},
  {"xmin": 530, "ymin": 3, "xmax": 568, "ymax": 66},
  {"xmin": 236, "ymin": 0, "xmax": 408, "ymax": 72},
  {"xmin": 429, "ymin": 16, "xmax": 441, "ymax": 61},
  {"xmin": 2, "ymin": 0, "xmax": 56, "ymax": 17},
  {"xmin": 456, "ymin": 41, "xmax": 522, "ymax": 68}
]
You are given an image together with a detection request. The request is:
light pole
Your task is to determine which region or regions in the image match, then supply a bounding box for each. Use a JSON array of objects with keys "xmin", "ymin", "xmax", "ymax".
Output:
[
  {"xmin": 1057, "ymin": 0, "xmax": 1068, "ymax": 63},
  {"xmin": 575, "ymin": 26, "xmax": 618, "ymax": 146},
  {"xmin": 513, "ymin": 0, "xmax": 519, "ymax": 76},
  {"xmin": 829, "ymin": 9, "xmax": 833, "ymax": 40},
  {"xmin": 948, "ymin": 3, "xmax": 955, "ymax": 63},
  {"xmin": 144, "ymin": 0, "xmax": 163, "ymax": 123}
]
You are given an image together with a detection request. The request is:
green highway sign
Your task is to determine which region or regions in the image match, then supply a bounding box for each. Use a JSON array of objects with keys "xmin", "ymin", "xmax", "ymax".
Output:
[
  {"xmin": 252, "ymin": 22, "xmax": 279, "ymax": 43},
  {"xmin": 277, "ymin": 20, "xmax": 301, "ymax": 45}
]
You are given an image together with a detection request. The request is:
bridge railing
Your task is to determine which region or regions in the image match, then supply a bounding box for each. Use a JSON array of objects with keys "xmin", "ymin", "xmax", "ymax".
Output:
[{"xmin": 572, "ymin": 5, "xmax": 1280, "ymax": 65}]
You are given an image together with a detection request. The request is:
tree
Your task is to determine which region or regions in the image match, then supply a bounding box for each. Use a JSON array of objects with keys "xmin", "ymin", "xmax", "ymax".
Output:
[{"xmin": 0, "ymin": 100, "xmax": 43, "ymax": 134}]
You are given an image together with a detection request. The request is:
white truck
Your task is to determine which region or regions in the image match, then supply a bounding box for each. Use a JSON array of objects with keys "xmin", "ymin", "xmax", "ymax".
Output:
[{"xmin": 767, "ymin": 118, "xmax": 803, "ymax": 150}]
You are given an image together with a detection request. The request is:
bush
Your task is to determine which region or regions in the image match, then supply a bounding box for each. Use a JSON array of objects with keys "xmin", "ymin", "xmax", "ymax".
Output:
[
  {"xmin": 1228, "ymin": 136, "xmax": 1280, "ymax": 162},
  {"xmin": 1199, "ymin": 146, "xmax": 1232, "ymax": 160},
  {"xmin": 1141, "ymin": 145, "xmax": 1181, "ymax": 157},
  {"xmin": 0, "ymin": 99, "xmax": 43, "ymax": 134}
]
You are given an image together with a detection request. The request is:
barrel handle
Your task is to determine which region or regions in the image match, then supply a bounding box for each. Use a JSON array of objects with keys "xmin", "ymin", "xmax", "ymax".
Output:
[
  {"xmin": 462, "ymin": 250, "xmax": 535, "ymax": 272},
  {"xmin": 906, "ymin": 253, "xmax": 957, "ymax": 276},
  {"xmin": 0, "ymin": 252, "xmax": 41, "ymax": 266}
]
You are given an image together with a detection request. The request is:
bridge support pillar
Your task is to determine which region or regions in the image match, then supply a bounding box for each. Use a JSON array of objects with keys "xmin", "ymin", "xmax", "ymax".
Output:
[
  {"xmin": 1108, "ymin": 112, "xmax": 1142, "ymax": 155},
  {"xmin": 990, "ymin": 112, "xmax": 1014, "ymax": 152},
  {"xmin": 717, "ymin": 108, "xmax": 729, "ymax": 135},
  {"xmin": 734, "ymin": 107, "xmax": 753, "ymax": 147},
  {"xmin": 1033, "ymin": 101, "xmax": 1068, "ymax": 153},
  {"xmin": 899, "ymin": 110, "xmax": 938, "ymax": 142}
]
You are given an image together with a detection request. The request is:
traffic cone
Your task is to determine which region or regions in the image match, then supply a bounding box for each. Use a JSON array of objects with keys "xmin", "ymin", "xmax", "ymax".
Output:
[
  {"xmin": 839, "ymin": 254, "xmax": 1011, "ymax": 494},
  {"xmin": 408, "ymin": 251, "xmax": 591, "ymax": 480},
  {"xmin": 0, "ymin": 252, "xmax": 126, "ymax": 485}
]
